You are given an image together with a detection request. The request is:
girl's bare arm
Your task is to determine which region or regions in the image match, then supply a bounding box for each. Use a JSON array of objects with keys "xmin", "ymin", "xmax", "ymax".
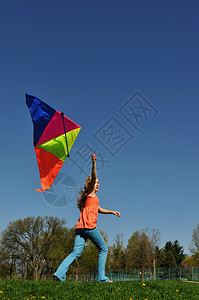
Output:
[
  {"xmin": 87, "ymin": 154, "xmax": 97, "ymax": 193},
  {"xmin": 98, "ymin": 205, "xmax": 120, "ymax": 217},
  {"xmin": 91, "ymin": 154, "xmax": 97, "ymax": 181}
]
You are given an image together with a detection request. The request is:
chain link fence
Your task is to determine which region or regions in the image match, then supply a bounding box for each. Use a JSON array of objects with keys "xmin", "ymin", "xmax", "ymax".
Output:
[
  {"xmin": 106, "ymin": 267, "xmax": 199, "ymax": 282},
  {"xmin": 70, "ymin": 267, "xmax": 199, "ymax": 282}
]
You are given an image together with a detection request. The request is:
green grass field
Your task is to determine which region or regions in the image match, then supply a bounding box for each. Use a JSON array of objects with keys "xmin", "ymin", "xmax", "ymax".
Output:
[{"xmin": 0, "ymin": 280, "xmax": 199, "ymax": 300}]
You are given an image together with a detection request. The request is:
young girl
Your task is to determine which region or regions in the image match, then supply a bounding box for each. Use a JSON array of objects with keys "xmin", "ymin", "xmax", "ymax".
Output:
[{"xmin": 53, "ymin": 154, "xmax": 120, "ymax": 282}]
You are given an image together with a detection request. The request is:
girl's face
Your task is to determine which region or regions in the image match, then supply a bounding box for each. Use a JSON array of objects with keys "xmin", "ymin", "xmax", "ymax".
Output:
[{"xmin": 94, "ymin": 178, "xmax": 99, "ymax": 192}]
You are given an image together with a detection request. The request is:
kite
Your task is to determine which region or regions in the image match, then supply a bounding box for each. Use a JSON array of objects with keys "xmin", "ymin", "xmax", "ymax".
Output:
[{"xmin": 26, "ymin": 93, "xmax": 81, "ymax": 192}]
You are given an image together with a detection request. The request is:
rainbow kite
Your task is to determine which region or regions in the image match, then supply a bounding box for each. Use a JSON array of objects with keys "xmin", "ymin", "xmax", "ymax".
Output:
[{"xmin": 26, "ymin": 94, "xmax": 81, "ymax": 192}]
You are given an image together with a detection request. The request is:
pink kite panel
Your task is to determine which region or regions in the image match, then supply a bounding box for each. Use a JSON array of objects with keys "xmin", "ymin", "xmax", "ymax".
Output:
[{"xmin": 36, "ymin": 110, "xmax": 81, "ymax": 146}]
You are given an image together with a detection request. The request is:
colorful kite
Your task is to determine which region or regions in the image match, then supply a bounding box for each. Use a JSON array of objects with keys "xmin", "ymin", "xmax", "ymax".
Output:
[{"xmin": 26, "ymin": 94, "xmax": 81, "ymax": 192}]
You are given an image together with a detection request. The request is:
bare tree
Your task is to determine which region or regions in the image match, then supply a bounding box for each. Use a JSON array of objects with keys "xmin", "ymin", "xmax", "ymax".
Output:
[
  {"xmin": 188, "ymin": 224, "xmax": 199, "ymax": 266},
  {"xmin": 0, "ymin": 216, "xmax": 66, "ymax": 280},
  {"xmin": 189, "ymin": 224, "xmax": 199, "ymax": 255}
]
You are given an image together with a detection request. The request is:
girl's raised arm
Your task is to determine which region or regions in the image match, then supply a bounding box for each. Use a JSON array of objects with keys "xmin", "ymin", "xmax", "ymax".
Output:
[
  {"xmin": 87, "ymin": 154, "xmax": 97, "ymax": 193},
  {"xmin": 91, "ymin": 153, "xmax": 97, "ymax": 181}
]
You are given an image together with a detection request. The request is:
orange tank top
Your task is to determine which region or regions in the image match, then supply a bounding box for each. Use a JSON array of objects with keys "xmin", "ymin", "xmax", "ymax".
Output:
[{"xmin": 75, "ymin": 195, "xmax": 99, "ymax": 230}]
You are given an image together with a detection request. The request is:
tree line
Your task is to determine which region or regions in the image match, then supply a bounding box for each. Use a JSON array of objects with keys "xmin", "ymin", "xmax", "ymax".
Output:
[{"xmin": 0, "ymin": 216, "xmax": 198, "ymax": 280}]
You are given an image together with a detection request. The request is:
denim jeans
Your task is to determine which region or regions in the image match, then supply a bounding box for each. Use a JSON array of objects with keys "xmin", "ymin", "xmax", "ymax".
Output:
[{"xmin": 53, "ymin": 227, "xmax": 109, "ymax": 282}]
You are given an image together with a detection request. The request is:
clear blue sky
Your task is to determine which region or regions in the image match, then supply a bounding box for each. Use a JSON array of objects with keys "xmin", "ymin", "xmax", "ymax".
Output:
[{"xmin": 1, "ymin": 0, "xmax": 199, "ymax": 255}]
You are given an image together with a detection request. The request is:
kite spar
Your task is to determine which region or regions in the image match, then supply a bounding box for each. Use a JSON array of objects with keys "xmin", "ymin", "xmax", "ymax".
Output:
[
  {"xmin": 26, "ymin": 94, "xmax": 81, "ymax": 192},
  {"xmin": 61, "ymin": 112, "xmax": 70, "ymax": 158}
]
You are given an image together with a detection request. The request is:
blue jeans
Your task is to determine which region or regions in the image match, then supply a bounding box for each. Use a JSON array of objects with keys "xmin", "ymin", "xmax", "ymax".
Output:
[{"xmin": 53, "ymin": 227, "xmax": 110, "ymax": 282}]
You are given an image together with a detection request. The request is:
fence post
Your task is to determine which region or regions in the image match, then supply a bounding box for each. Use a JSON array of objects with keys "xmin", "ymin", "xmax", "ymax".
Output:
[{"xmin": 153, "ymin": 259, "xmax": 156, "ymax": 281}]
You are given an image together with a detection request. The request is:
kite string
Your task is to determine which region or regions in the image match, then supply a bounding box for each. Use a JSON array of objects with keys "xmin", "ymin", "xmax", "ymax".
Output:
[{"xmin": 61, "ymin": 112, "xmax": 70, "ymax": 158}]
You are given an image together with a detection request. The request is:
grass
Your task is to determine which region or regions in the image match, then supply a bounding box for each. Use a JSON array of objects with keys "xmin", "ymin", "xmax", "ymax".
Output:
[{"xmin": 0, "ymin": 280, "xmax": 199, "ymax": 300}]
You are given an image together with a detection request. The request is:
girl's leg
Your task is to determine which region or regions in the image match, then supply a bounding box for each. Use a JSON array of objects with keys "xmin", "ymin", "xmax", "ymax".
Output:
[
  {"xmin": 53, "ymin": 231, "xmax": 86, "ymax": 281},
  {"xmin": 85, "ymin": 227, "xmax": 110, "ymax": 282}
]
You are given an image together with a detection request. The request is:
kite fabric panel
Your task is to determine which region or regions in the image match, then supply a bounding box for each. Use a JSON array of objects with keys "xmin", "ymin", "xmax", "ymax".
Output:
[{"xmin": 26, "ymin": 94, "xmax": 81, "ymax": 192}]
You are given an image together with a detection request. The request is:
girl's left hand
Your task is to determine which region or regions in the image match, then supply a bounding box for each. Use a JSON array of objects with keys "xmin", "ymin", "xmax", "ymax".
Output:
[
  {"xmin": 113, "ymin": 211, "xmax": 120, "ymax": 217},
  {"xmin": 91, "ymin": 153, "xmax": 96, "ymax": 161}
]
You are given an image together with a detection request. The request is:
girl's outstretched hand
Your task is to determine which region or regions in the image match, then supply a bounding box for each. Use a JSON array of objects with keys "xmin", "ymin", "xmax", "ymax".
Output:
[
  {"xmin": 91, "ymin": 153, "xmax": 97, "ymax": 162},
  {"xmin": 113, "ymin": 211, "xmax": 120, "ymax": 217}
]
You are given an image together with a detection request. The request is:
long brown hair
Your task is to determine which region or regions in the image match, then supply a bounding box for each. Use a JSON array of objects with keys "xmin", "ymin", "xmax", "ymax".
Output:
[{"xmin": 77, "ymin": 176, "xmax": 91, "ymax": 211}]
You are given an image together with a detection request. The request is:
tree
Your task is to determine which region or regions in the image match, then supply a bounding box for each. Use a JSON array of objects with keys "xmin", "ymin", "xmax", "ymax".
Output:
[
  {"xmin": 156, "ymin": 248, "xmax": 177, "ymax": 268},
  {"xmin": 0, "ymin": 216, "xmax": 66, "ymax": 280},
  {"xmin": 0, "ymin": 250, "xmax": 10, "ymax": 279},
  {"xmin": 189, "ymin": 224, "xmax": 199, "ymax": 255},
  {"xmin": 109, "ymin": 234, "xmax": 126, "ymax": 270},
  {"xmin": 165, "ymin": 241, "xmax": 185, "ymax": 266},
  {"xmin": 126, "ymin": 229, "xmax": 160, "ymax": 281},
  {"xmin": 186, "ymin": 224, "xmax": 199, "ymax": 267},
  {"xmin": 182, "ymin": 255, "xmax": 199, "ymax": 267},
  {"xmin": 156, "ymin": 240, "xmax": 185, "ymax": 268}
]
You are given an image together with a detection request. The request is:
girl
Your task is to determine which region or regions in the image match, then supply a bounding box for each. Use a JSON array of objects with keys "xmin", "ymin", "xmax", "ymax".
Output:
[{"xmin": 53, "ymin": 154, "xmax": 120, "ymax": 282}]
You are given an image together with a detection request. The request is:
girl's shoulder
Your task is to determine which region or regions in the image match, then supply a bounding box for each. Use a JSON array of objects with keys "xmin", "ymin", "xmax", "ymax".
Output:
[{"xmin": 87, "ymin": 193, "xmax": 98, "ymax": 198}]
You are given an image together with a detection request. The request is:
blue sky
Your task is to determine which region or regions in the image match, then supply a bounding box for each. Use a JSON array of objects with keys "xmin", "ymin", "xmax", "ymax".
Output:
[{"xmin": 1, "ymin": 0, "xmax": 199, "ymax": 255}]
